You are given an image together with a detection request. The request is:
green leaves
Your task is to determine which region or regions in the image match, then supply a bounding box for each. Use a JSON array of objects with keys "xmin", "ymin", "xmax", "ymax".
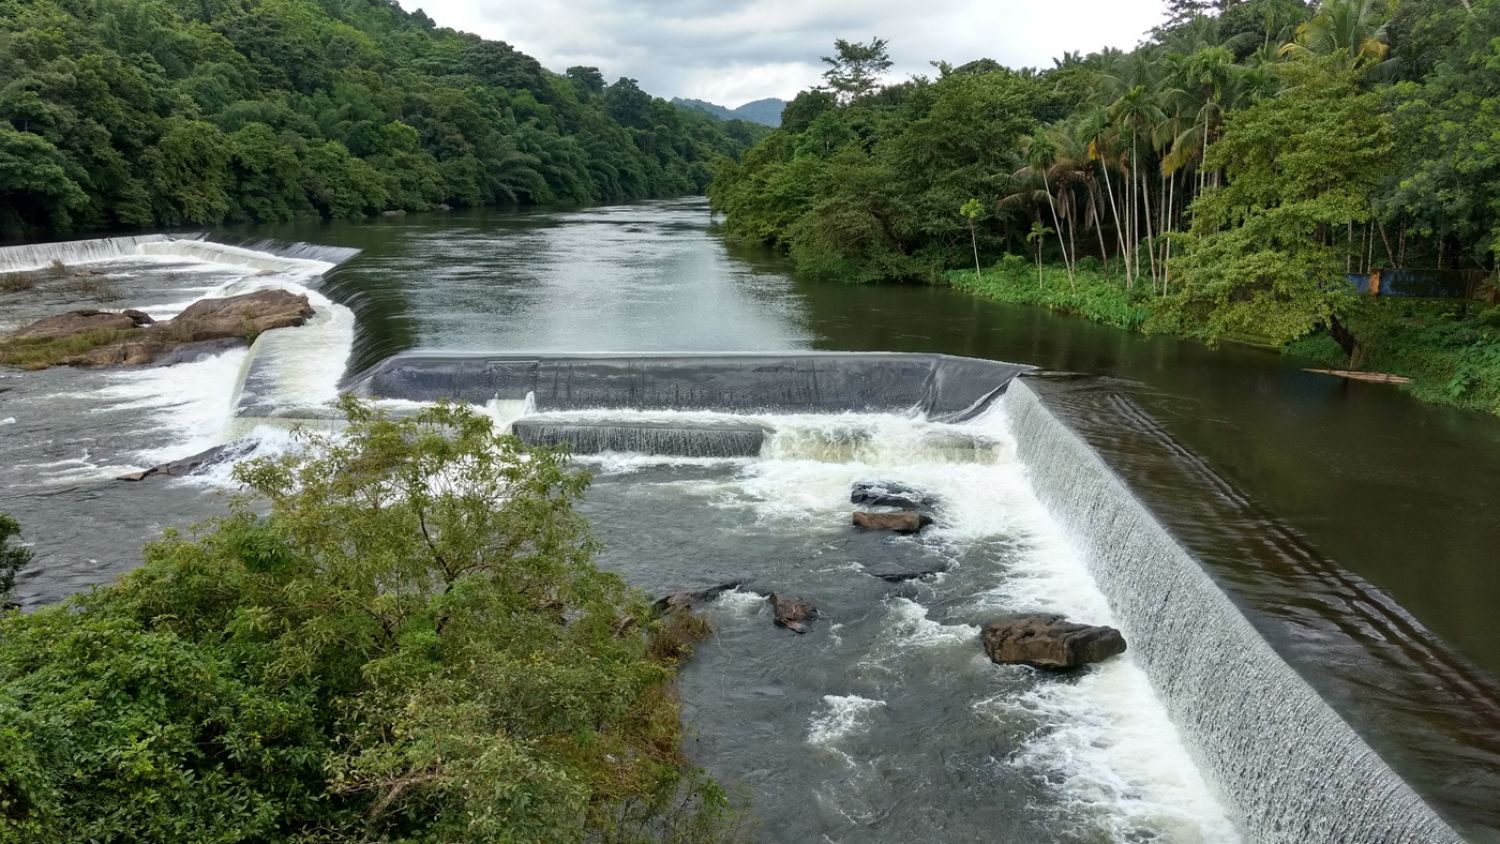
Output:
[{"xmin": 0, "ymin": 401, "xmax": 737, "ymax": 842}]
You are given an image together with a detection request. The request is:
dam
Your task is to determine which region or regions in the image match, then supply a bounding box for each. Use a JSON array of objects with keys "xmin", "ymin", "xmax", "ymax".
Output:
[{"xmin": 6, "ymin": 213, "xmax": 1499, "ymax": 842}]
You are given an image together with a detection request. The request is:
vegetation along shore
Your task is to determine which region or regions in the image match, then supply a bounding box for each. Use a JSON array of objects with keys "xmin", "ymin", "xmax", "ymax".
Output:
[{"xmin": 709, "ymin": 2, "xmax": 1500, "ymax": 416}]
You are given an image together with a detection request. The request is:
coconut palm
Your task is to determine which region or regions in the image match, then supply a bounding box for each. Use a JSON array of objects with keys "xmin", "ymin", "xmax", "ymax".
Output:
[{"xmin": 1280, "ymin": 0, "xmax": 1394, "ymax": 65}]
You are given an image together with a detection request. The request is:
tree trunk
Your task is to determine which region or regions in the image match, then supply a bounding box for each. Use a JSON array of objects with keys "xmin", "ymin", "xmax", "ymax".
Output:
[
  {"xmin": 1099, "ymin": 159, "xmax": 1130, "ymax": 289},
  {"xmin": 970, "ymin": 223, "xmax": 981, "ymax": 279},
  {"xmin": 1041, "ymin": 168, "xmax": 1073, "ymax": 285},
  {"xmin": 1329, "ymin": 315, "xmax": 1364, "ymax": 368}
]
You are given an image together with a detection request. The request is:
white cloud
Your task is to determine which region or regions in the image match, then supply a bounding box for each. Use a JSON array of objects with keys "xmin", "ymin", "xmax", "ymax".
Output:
[{"xmin": 399, "ymin": 0, "xmax": 1167, "ymax": 106}]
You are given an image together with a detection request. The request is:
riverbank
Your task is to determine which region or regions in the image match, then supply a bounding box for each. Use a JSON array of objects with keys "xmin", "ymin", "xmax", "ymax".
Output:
[{"xmin": 947, "ymin": 259, "xmax": 1500, "ymax": 418}]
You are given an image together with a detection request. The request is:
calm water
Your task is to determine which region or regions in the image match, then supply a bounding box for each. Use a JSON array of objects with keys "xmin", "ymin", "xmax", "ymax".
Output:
[{"xmin": 6, "ymin": 198, "xmax": 1500, "ymax": 839}]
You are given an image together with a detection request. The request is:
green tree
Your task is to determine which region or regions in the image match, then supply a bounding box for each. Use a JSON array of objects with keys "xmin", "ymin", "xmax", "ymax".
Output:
[
  {"xmin": 0, "ymin": 400, "xmax": 737, "ymax": 842},
  {"xmin": 820, "ymin": 38, "xmax": 894, "ymax": 103},
  {"xmin": 1161, "ymin": 61, "xmax": 1392, "ymax": 354},
  {"xmin": 961, "ymin": 198, "xmax": 984, "ymax": 277}
]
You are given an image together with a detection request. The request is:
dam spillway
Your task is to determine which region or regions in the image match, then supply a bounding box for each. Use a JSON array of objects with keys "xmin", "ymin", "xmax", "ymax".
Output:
[{"xmin": 336, "ymin": 350, "xmax": 1464, "ymax": 843}]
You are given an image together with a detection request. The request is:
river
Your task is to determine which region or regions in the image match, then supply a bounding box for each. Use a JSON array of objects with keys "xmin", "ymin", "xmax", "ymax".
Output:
[{"xmin": 2, "ymin": 198, "xmax": 1498, "ymax": 841}]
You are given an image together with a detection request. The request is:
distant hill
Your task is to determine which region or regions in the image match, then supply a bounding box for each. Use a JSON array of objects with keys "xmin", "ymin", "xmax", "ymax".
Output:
[{"xmin": 672, "ymin": 97, "xmax": 785, "ymax": 128}]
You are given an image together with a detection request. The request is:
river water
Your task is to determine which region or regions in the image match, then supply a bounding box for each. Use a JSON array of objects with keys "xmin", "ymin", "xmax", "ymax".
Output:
[{"xmin": 3, "ymin": 198, "xmax": 1499, "ymax": 841}]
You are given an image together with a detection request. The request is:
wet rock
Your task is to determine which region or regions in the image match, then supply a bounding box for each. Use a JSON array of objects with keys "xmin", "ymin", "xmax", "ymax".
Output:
[
  {"xmin": 6, "ymin": 309, "xmax": 149, "ymax": 341},
  {"xmin": 767, "ymin": 593, "xmax": 817, "ymax": 634},
  {"xmin": 2, "ymin": 290, "xmax": 314, "ymax": 370},
  {"xmin": 653, "ymin": 580, "xmax": 746, "ymax": 614},
  {"xmin": 381, "ymin": 209, "xmax": 407, "ymax": 217},
  {"xmin": 981, "ymin": 614, "xmax": 1126, "ymax": 671},
  {"xmin": 117, "ymin": 442, "xmax": 251, "ymax": 482},
  {"xmin": 166, "ymin": 290, "xmax": 314, "ymax": 342},
  {"xmin": 852, "ymin": 510, "xmax": 933, "ymax": 534},
  {"xmin": 851, "ymin": 481, "xmax": 938, "ymax": 512},
  {"xmin": 861, "ymin": 561, "xmax": 948, "ymax": 583}
]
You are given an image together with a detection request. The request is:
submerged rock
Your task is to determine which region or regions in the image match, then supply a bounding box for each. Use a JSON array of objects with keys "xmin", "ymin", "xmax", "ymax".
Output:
[
  {"xmin": 117, "ymin": 442, "xmax": 252, "ymax": 482},
  {"xmin": 852, "ymin": 510, "xmax": 933, "ymax": 534},
  {"xmin": 767, "ymin": 593, "xmax": 817, "ymax": 634},
  {"xmin": 981, "ymin": 614, "xmax": 1126, "ymax": 671},
  {"xmin": 851, "ymin": 481, "xmax": 938, "ymax": 512},
  {"xmin": 861, "ymin": 561, "xmax": 948, "ymax": 583},
  {"xmin": 653, "ymin": 580, "xmax": 746, "ymax": 614}
]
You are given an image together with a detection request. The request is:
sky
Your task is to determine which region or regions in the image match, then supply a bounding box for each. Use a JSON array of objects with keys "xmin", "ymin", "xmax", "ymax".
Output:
[{"xmin": 398, "ymin": 0, "xmax": 1170, "ymax": 107}]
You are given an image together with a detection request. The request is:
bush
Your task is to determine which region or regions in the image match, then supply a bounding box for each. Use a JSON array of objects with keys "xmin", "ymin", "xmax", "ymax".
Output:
[
  {"xmin": 0, "ymin": 400, "xmax": 739, "ymax": 843},
  {"xmin": 947, "ymin": 255, "xmax": 1151, "ymax": 331},
  {"xmin": 0, "ymin": 515, "xmax": 28, "ymax": 607}
]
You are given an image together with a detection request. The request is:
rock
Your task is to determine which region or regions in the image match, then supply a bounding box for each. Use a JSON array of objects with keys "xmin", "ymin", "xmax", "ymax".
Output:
[
  {"xmin": 6, "ymin": 309, "xmax": 147, "ymax": 341},
  {"xmin": 653, "ymin": 580, "xmax": 746, "ymax": 614},
  {"xmin": 117, "ymin": 442, "xmax": 250, "ymax": 482},
  {"xmin": 861, "ymin": 561, "xmax": 948, "ymax": 583},
  {"xmin": 852, "ymin": 510, "xmax": 933, "ymax": 534},
  {"xmin": 981, "ymin": 614, "xmax": 1126, "ymax": 671},
  {"xmin": 166, "ymin": 290, "xmax": 314, "ymax": 343},
  {"xmin": 381, "ymin": 209, "xmax": 407, "ymax": 217},
  {"xmin": 3, "ymin": 290, "xmax": 314, "ymax": 370},
  {"xmin": 767, "ymin": 593, "xmax": 816, "ymax": 634},
  {"xmin": 851, "ymin": 481, "xmax": 938, "ymax": 512},
  {"xmin": 435, "ymin": 203, "xmax": 453, "ymax": 212}
]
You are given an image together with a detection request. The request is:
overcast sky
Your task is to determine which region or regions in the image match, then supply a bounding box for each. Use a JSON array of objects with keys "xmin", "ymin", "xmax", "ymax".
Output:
[{"xmin": 399, "ymin": 0, "xmax": 1169, "ymax": 106}]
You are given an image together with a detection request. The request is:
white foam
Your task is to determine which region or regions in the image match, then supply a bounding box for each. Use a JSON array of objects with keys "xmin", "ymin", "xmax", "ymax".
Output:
[
  {"xmin": 807, "ymin": 695, "xmax": 886, "ymax": 747},
  {"xmin": 0, "ymin": 418, "xmax": 13, "ymax": 426}
]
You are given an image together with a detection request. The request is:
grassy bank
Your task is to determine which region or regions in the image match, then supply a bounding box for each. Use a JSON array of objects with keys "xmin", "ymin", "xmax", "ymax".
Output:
[{"xmin": 948, "ymin": 257, "xmax": 1500, "ymax": 418}]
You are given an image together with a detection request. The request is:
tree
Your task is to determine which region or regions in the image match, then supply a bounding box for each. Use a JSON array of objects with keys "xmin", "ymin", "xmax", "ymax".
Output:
[
  {"xmin": 0, "ymin": 514, "xmax": 30, "ymax": 608},
  {"xmin": 1027, "ymin": 220, "xmax": 1054, "ymax": 285},
  {"xmin": 566, "ymin": 65, "xmax": 607, "ymax": 96},
  {"xmin": 961, "ymin": 198, "xmax": 984, "ymax": 277},
  {"xmin": 820, "ymin": 38, "xmax": 894, "ymax": 103},
  {"xmin": 1161, "ymin": 61, "xmax": 1392, "ymax": 355},
  {"xmin": 0, "ymin": 400, "xmax": 738, "ymax": 842}
]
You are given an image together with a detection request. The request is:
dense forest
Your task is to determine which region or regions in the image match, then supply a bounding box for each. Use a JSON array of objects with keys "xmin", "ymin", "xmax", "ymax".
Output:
[
  {"xmin": 0, "ymin": 0, "xmax": 767, "ymax": 239},
  {"xmin": 710, "ymin": 0, "xmax": 1500, "ymax": 414}
]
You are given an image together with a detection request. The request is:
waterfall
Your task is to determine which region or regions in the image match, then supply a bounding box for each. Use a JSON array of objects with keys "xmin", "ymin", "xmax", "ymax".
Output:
[
  {"xmin": 1001, "ymin": 379, "xmax": 1463, "ymax": 844},
  {"xmin": 0, "ymin": 234, "xmax": 180, "ymax": 272},
  {"xmin": 513, "ymin": 417, "xmax": 766, "ymax": 457}
]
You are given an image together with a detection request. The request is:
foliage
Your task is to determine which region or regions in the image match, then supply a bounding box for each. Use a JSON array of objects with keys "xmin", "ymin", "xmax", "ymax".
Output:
[
  {"xmin": 0, "ymin": 0, "xmax": 765, "ymax": 239},
  {"xmin": 0, "ymin": 400, "xmax": 739, "ymax": 843},
  {"xmin": 0, "ymin": 514, "xmax": 28, "ymax": 606},
  {"xmin": 820, "ymin": 38, "xmax": 894, "ymax": 103},
  {"xmin": 948, "ymin": 256, "xmax": 1151, "ymax": 330},
  {"xmin": 1157, "ymin": 61, "xmax": 1391, "ymax": 346}
]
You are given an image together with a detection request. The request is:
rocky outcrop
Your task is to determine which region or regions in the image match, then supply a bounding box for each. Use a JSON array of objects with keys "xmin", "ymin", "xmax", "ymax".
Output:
[
  {"xmin": 852, "ymin": 511, "xmax": 933, "ymax": 534},
  {"xmin": 1, "ymin": 290, "xmax": 313, "ymax": 369},
  {"xmin": 165, "ymin": 290, "xmax": 315, "ymax": 343},
  {"xmin": 767, "ymin": 593, "xmax": 817, "ymax": 634},
  {"xmin": 7, "ymin": 308, "xmax": 153, "ymax": 341},
  {"xmin": 653, "ymin": 580, "xmax": 746, "ymax": 614},
  {"xmin": 981, "ymin": 614, "xmax": 1126, "ymax": 671}
]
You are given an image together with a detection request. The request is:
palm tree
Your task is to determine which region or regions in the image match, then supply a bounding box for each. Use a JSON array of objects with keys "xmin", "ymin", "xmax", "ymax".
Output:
[{"xmin": 1280, "ymin": 0, "xmax": 1394, "ymax": 66}]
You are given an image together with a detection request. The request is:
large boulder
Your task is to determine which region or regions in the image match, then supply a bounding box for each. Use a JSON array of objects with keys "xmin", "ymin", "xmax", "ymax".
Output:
[
  {"xmin": 767, "ymin": 593, "xmax": 817, "ymax": 634},
  {"xmin": 981, "ymin": 614, "xmax": 1126, "ymax": 671},
  {"xmin": 7, "ymin": 308, "xmax": 153, "ymax": 341},
  {"xmin": 166, "ymin": 290, "xmax": 315, "ymax": 342},
  {"xmin": 853, "ymin": 511, "xmax": 933, "ymax": 534}
]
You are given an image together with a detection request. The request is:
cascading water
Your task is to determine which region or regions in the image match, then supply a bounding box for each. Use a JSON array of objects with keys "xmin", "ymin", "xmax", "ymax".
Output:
[
  {"xmin": 0, "ymin": 234, "xmax": 180, "ymax": 273},
  {"xmin": 1000, "ymin": 378, "xmax": 1462, "ymax": 844}
]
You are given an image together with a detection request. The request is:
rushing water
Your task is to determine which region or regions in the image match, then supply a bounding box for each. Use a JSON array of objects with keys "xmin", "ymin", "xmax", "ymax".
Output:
[{"xmin": 3, "ymin": 198, "xmax": 1500, "ymax": 841}]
